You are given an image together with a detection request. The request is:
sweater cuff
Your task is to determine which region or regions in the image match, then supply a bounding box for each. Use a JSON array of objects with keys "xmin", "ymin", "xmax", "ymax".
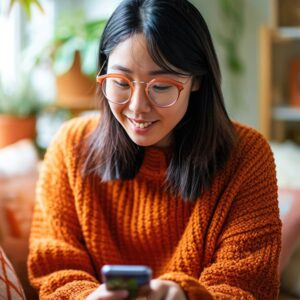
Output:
[
  {"xmin": 39, "ymin": 273, "xmax": 99, "ymax": 300},
  {"xmin": 41, "ymin": 280, "xmax": 98, "ymax": 299},
  {"xmin": 158, "ymin": 272, "xmax": 213, "ymax": 300}
]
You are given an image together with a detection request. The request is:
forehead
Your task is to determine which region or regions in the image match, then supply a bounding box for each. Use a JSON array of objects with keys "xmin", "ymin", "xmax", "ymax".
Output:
[{"xmin": 107, "ymin": 34, "xmax": 159, "ymax": 73}]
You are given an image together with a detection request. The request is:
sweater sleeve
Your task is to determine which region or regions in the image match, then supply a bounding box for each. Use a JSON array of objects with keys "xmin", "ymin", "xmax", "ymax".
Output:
[
  {"xmin": 159, "ymin": 130, "xmax": 281, "ymax": 299},
  {"xmin": 27, "ymin": 119, "xmax": 99, "ymax": 299}
]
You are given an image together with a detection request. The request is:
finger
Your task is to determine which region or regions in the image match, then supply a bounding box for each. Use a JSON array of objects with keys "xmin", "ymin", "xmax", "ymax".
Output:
[
  {"xmin": 164, "ymin": 285, "xmax": 187, "ymax": 300},
  {"xmin": 86, "ymin": 284, "xmax": 129, "ymax": 300},
  {"xmin": 86, "ymin": 290, "xmax": 128, "ymax": 300},
  {"xmin": 137, "ymin": 284, "xmax": 151, "ymax": 297},
  {"xmin": 147, "ymin": 280, "xmax": 167, "ymax": 300}
]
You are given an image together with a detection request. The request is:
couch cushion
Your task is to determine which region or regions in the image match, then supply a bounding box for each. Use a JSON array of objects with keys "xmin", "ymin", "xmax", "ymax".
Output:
[{"xmin": 0, "ymin": 246, "xmax": 26, "ymax": 300}]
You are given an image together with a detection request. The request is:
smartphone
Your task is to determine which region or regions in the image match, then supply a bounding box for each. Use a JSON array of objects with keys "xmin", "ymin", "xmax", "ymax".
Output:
[{"xmin": 101, "ymin": 265, "xmax": 152, "ymax": 298}]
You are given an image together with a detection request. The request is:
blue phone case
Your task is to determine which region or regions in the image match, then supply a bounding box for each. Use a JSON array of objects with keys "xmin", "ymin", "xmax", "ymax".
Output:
[{"xmin": 101, "ymin": 265, "xmax": 152, "ymax": 297}]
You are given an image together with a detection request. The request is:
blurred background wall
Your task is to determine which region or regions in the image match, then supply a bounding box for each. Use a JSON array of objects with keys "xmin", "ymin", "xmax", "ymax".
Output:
[{"xmin": 191, "ymin": 0, "xmax": 270, "ymax": 128}]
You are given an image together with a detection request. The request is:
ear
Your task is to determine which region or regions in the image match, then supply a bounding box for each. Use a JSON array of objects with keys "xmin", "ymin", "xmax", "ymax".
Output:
[{"xmin": 191, "ymin": 77, "xmax": 200, "ymax": 92}]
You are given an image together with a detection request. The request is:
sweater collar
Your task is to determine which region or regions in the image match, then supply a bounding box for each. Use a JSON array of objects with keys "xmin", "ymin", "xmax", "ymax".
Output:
[{"xmin": 137, "ymin": 147, "xmax": 170, "ymax": 181}]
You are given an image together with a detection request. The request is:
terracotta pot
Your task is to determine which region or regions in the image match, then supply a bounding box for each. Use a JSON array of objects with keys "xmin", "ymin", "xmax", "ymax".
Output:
[
  {"xmin": 56, "ymin": 51, "xmax": 96, "ymax": 110},
  {"xmin": 0, "ymin": 115, "xmax": 36, "ymax": 149}
]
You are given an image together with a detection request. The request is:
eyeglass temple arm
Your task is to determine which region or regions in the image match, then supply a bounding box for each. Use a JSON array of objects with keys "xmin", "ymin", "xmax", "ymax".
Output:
[{"xmin": 96, "ymin": 60, "xmax": 107, "ymax": 79}]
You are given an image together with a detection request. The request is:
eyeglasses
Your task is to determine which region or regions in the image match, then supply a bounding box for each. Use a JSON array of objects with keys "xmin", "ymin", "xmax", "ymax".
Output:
[{"xmin": 96, "ymin": 73, "xmax": 187, "ymax": 108}]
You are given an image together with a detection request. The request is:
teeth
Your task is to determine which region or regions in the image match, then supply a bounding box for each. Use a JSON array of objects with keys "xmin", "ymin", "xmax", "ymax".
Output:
[{"xmin": 132, "ymin": 120, "xmax": 153, "ymax": 128}]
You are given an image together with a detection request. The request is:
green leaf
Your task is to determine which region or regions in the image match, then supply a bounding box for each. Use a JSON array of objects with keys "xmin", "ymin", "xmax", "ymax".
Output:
[
  {"xmin": 51, "ymin": 14, "xmax": 107, "ymax": 76},
  {"xmin": 8, "ymin": 0, "xmax": 44, "ymax": 19},
  {"xmin": 8, "ymin": 0, "xmax": 17, "ymax": 15},
  {"xmin": 0, "ymin": 75, "xmax": 46, "ymax": 116},
  {"xmin": 53, "ymin": 39, "xmax": 81, "ymax": 75},
  {"xmin": 20, "ymin": 0, "xmax": 32, "ymax": 18},
  {"xmin": 32, "ymin": 0, "xmax": 44, "ymax": 13},
  {"xmin": 80, "ymin": 39, "xmax": 99, "ymax": 77},
  {"xmin": 217, "ymin": 0, "xmax": 245, "ymax": 75}
]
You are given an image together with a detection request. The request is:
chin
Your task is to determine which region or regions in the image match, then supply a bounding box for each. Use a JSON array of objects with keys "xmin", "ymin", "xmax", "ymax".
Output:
[
  {"xmin": 132, "ymin": 140, "xmax": 155, "ymax": 147},
  {"xmin": 129, "ymin": 133, "xmax": 170, "ymax": 148},
  {"xmin": 127, "ymin": 135, "xmax": 154, "ymax": 147}
]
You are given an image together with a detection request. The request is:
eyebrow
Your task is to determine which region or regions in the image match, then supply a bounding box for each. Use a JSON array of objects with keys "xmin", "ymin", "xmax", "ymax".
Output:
[{"xmin": 109, "ymin": 64, "xmax": 177, "ymax": 76}]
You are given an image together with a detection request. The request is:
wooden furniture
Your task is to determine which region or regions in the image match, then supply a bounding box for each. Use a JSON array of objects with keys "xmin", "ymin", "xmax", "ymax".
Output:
[
  {"xmin": 261, "ymin": 3, "xmax": 300, "ymax": 297},
  {"xmin": 260, "ymin": 0, "xmax": 300, "ymax": 143}
]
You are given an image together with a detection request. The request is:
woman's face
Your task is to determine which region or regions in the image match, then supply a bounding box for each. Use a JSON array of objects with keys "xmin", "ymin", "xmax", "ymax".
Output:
[{"xmin": 105, "ymin": 33, "xmax": 198, "ymax": 147}]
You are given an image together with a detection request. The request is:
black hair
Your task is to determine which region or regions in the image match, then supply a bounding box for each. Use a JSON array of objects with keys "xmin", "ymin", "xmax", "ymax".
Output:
[{"xmin": 82, "ymin": 0, "xmax": 237, "ymax": 201}]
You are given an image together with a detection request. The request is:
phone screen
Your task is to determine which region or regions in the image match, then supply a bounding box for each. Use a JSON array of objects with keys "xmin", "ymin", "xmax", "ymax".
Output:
[{"xmin": 101, "ymin": 265, "xmax": 152, "ymax": 298}]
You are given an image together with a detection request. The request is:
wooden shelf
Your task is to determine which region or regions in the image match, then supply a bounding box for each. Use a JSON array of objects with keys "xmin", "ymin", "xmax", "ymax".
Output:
[
  {"xmin": 277, "ymin": 27, "xmax": 300, "ymax": 39},
  {"xmin": 273, "ymin": 106, "xmax": 300, "ymax": 121},
  {"xmin": 260, "ymin": 24, "xmax": 300, "ymax": 142}
]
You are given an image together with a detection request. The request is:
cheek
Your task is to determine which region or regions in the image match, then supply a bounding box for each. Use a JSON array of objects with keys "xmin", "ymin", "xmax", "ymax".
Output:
[{"xmin": 170, "ymin": 92, "xmax": 191, "ymax": 124}]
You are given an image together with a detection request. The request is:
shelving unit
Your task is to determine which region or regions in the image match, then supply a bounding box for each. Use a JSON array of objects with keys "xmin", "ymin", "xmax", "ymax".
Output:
[
  {"xmin": 260, "ymin": 0, "xmax": 300, "ymax": 143},
  {"xmin": 273, "ymin": 106, "xmax": 300, "ymax": 121}
]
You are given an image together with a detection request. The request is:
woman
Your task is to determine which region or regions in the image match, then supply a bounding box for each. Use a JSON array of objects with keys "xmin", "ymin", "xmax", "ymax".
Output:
[{"xmin": 27, "ymin": 0, "xmax": 281, "ymax": 299}]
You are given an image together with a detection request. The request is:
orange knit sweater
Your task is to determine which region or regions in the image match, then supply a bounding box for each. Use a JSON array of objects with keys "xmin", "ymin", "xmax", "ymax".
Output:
[{"xmin": 28, "ymin": 116, "xmax": 281, "ymax": 299}]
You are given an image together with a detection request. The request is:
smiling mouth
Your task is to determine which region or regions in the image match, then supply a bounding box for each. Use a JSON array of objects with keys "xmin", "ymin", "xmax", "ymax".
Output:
[{"xmin": 129, "ymin": 119, "xmax": 154, "ymax": 129}]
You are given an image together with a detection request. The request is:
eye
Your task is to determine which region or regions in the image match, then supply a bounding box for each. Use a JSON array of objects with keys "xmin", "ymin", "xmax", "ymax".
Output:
[
  {"xmin": 113, "ymin": 79, "xmax": 130, "ymax": 89},
  {"xmin": 151, "ymin": 83, "xmax": 173, "ymax": 91}
]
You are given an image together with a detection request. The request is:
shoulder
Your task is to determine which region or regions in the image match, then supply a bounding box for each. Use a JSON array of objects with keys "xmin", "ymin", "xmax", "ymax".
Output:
[
  {"xmin": 227, "ymin": 122, "xmax": 276, "ymax": 175},
  {"xmin": 233, "ymin": 122, "xmax": 273, "ymax": 157},
  {"xmin": 45, "ymin": 114, "xmax": 100, "ymax": 164},
  {"xmin": 50, "ymin": 114, "xmax": 99, "ymax": 149},
  {"xmin": 55, "ymin": 114, "xmax": 99, "ymax": 142}
]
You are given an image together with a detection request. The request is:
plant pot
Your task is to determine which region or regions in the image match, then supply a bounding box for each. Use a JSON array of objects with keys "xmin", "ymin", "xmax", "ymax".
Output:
[
  {"xmin": 0, "ymin": 115, "xmax": 36, "ymax": 149},
  {"xmin": 56, "ymin": 51, "xmax": 96, "ymax": 110}
]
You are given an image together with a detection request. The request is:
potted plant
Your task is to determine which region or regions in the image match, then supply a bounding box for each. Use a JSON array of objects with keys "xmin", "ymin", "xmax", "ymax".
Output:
[
  {"xmin": 8, "ymin": 0, "xmax": 44, "ymax": 19},
  {"xmin": 0, "ymin": 75, "xmax": 46, "ymax": 148},
  {"xmin": 46, "ymin": 11, "xmax": 107, "ymax": 110}
]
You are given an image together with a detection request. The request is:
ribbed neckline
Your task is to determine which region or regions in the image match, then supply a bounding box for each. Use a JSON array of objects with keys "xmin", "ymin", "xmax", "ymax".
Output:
[{"xmin": 137, "ymin": 147, "xmax": 171, "ymax": 181}]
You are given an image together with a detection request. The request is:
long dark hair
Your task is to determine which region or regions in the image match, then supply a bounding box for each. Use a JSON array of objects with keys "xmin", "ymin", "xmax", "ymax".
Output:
[{"xmin": 82, "ymin": 0, "xmax": 237, "ymax": 201}]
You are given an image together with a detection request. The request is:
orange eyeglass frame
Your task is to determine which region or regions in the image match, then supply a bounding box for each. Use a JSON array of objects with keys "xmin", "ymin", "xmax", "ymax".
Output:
[{"xmin": 96, "ymin": 73, "xmax": 185, "ymax": 107}]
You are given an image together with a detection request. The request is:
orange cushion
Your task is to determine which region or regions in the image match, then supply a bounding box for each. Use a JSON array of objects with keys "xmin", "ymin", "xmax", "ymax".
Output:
[{"xmin": 0, "ymin": 246, "xmax": 26, "ymax": 300}]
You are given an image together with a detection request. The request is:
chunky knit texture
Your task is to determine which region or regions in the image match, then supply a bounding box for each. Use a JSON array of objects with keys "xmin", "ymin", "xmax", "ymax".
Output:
[{"xmin": 27, "ymin": 116, "xmax": 281, "ymax": 299}]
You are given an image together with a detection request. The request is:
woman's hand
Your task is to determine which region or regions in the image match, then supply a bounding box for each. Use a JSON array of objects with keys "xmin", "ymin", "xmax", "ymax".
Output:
[
  {"xmin": 147, "ymin": 279, "xmax": 187, "ymax": 300},
  {"xmin": 86, "ymin": 284, "xmax": 128, "ymax": 300},
  {"xmin": 86, "ymin": 279, "xmax": 186, "ymax": 300}
]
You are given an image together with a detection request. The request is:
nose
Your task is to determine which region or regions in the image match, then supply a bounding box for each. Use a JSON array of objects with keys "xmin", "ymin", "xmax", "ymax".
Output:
[{"xmin": 128, "ymin": 84, "xmax": 151, "ymax": 113}]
